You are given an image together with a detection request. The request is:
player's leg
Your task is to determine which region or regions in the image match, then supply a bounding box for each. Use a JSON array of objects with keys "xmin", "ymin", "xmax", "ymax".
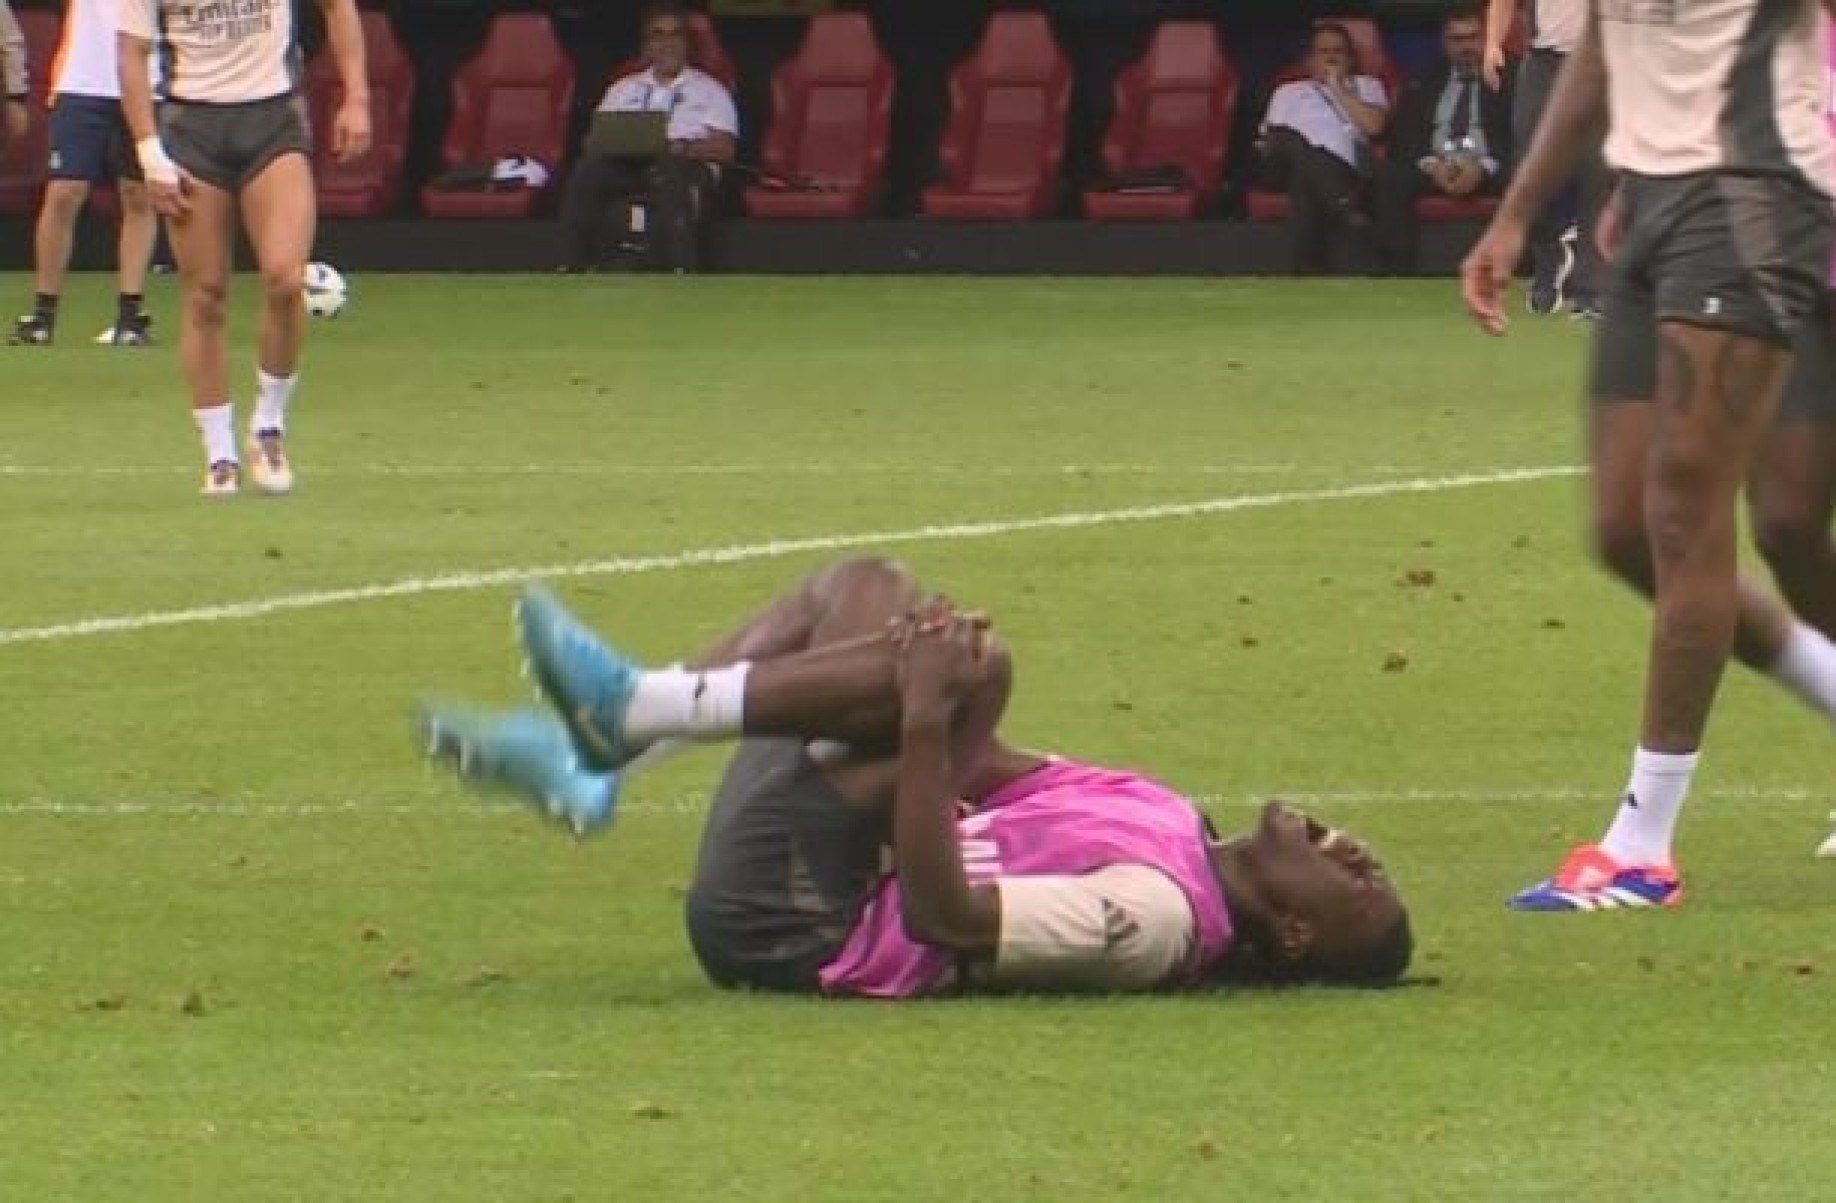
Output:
[
  {"xmin": 1750, "ymin": 307, "xmax": 1836, "ymax": 642},
  {"xmin": 238, "ymin": 147, "xmax": 314, "ymax": 495},
  {"xmin": 108, "ymin": 179, "xmax": 158, "ymax": 344},
  {"xmin": 1514, "ymin": 48, "xmax": 1569, "ymax": 314},
  {"xmin": 164, "ymin": 177, "xmax": 240, "ymax": 494},
  {"xmin": 12, "ymin": 96, "xmax": 104, "ymax": 345}
]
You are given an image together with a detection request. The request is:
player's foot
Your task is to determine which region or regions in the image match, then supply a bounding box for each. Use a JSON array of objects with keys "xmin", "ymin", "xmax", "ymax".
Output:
[
  {"xmin": 95, "ymin": 315, "xmax": 153, "ymax": 346},
  {"xmin": 200, "ymin": 459, "xmax": 241, "ymax": 497},
  {"xmin": 247, "ymin": 428, "xmax": 294, "ymax": 495},
  {"xmin": 9, "ymin": 313, "xmax": 53, "ymax": 345},
  {"xmin": 1507, "ymin": 843, "xmax": 1684, "ymax": 911},
  {"xmin": 420, "ymin": 704, "xmax": 619, "ymax": 835},
  {"xmin": 514, "ymin": 583, "xmax": 646, "ymax": 771},
  {"xmin": 1568, "ymin": 296, "xmax": 1603, "ymax": 321},
  {"xmin": 1816, "ymin": 812, "xmax": 1836, "ymax": 859}
]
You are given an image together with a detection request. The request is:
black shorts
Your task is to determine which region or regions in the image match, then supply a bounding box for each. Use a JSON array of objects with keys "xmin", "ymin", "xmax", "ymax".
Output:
[
  {"xmin": 46, "ymin": 94, "xmax": 139, "ymax": 184},
  {"xmin": 683, "ymin": 740, "xmax": 886, "ymax": 994},
  {"xmin": 158, "ymin": 93, "xmax": 312, "ymax": 193},
  {"xmin": 1591, "ymin": 171, "xmax": 1834, "ymax": 409}
]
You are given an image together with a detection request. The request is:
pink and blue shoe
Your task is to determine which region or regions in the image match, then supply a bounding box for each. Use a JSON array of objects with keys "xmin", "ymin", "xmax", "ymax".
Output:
[{"xmin": 1508, "ymin": 844, "xmax": 1684, "ymax": 912}]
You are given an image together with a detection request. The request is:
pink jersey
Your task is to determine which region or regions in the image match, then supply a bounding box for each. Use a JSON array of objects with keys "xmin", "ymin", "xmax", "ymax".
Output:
[{"xmin": 816, "ymin": 759, "xmax": 1235, "ymax": 999}]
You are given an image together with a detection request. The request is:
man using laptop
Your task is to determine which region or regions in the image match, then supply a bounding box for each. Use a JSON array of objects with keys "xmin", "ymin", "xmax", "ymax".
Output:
[{"xmin": 559, "ymin": 1, "xmax": 737, "ymax": 273}]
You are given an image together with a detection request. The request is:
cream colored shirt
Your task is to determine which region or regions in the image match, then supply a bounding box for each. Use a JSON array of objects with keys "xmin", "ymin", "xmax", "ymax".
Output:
[
  {"xmin": 1531, "ymin": 0, "xmax": 1587, "ymax": 53},
  {"xmin": 982, "ymin": 865, "xmax": 1198, "ymax": 993},
  {"xmin": 0, "ymin": 0, "xmax": 26, "ymax": 99},
  {"xmin": 1600, "ymin": 0, "xmax": 1833, "ymax": 191},
  {"xmin": 120, "ymin": 0, "xmax": 297, "ymax": 104}
]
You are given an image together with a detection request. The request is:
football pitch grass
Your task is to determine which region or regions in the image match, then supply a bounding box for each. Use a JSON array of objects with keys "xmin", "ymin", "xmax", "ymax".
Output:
[{"xmin": 3, "ymin": 272, "xmax": 1834, "ymax": 1200}]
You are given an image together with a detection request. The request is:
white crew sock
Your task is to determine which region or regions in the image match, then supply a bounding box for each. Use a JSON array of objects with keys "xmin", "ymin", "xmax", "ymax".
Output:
[
  {"xmin": 1599, "ymin": 745, "xmax": 1699, "ymax": 867},
  {"xmin": 252, "ymin": 369, "xmax": 297, "ymax": 436},
  {"xmin": 622, "ymin": 664, "xmax": 750, "ymax": 743},
  {"xmin": 193, "ymin": 403, "xmax": 237, "ymax": 465},
  {"xmin": 1770, "ymin": 621, "xmax": 1836, "ymax": 723}
]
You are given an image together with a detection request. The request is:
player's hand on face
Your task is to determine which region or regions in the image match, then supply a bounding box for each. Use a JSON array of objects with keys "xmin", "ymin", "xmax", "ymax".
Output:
[
  {"xmin": 1460, "ymin": 215, "xmax": 1525, "ymax": 336},
  {"xmin": 897, "ymin": 613, "xmax": 992, "ymax": 722},
  {"xmin": 333, "ymin": 98, "xmax": 372, "ymax": 163}
]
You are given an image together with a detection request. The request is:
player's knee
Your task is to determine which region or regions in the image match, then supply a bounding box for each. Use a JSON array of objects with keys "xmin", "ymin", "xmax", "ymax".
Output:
[
  {"xmin": 1592, "ymin": 510, "xmax": 1652, "ymax": 589},
  {"xmin": 40, "ymin": 182, "xmax": 87, "ymax": 222},
  {"xmin": 1752, "ymin": 503, "xmax": 1831, "ymax": 573},
  {"xmin": 259, "ymin": 258, "xmax": 306, "ymax": 308},
  {"xmin": 184, "ymin": 277, "xmax": 230, "ymax": 329},
  {"xmin": 815, "ymin": 555, "xmax": 918, "ymax": 601}
]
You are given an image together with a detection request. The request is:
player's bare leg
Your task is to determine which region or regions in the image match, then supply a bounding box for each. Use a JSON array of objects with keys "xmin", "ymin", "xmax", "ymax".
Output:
[
  {"xmin": 11, "ymin": 180, "xmax": 89, "ymax": 345},
  {"xmin": 239, "ymin": 153, "xmax": 315, "ymax": 495},
  {"xmin": 165, "ymin": 178, "xmax": 239, "ymax": 495},
  {"xmin": 108, "ymin": 179, "xmax": 158, "ymax": 345}
]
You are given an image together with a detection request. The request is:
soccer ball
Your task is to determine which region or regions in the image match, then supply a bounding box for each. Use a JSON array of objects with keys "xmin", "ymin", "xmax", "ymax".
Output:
[{"xmin": 302, "ymin": 262, "xmax": 348, "ymax": 319}]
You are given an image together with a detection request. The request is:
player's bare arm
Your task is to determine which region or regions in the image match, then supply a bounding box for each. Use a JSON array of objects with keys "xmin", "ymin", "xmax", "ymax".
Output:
[
  {"xmin": 318, "ymin": 0, "xmax": 372, "ymax": 163},
  {"xmin": 892, "ymin": 615, "xmax": 1002, "ymax": 955}
]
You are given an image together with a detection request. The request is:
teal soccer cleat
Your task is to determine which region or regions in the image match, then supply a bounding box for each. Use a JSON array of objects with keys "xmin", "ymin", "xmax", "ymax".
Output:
[
  {"xmin": 421, "ymin": 704, "xmax": 619, "ymax": 835},
  {"xmin": 514, "ymin": 583, "xmax": 647, "ymax": 771}
]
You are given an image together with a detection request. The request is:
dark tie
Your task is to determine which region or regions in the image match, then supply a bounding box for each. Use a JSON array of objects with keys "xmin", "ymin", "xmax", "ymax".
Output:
[{"xmin": 1448, "ymin": 73, "xmax": 1477, "ymax": 140}]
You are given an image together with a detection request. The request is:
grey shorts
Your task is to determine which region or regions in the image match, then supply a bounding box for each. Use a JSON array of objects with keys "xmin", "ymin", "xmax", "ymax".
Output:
[
  {"xmin": 158, "ymin": 93, "xmax": 312, "ymax": 193},
  {"xmin": 1591, "ymin": 171, "xmax": 1834, "ymax": 413},
  {"xmin": 683, "ymin": 740, "xmax": 887, "ymax": 994}
]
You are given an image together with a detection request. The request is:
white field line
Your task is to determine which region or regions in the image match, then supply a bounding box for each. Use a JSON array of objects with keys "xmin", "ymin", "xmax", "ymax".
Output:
[
  {"xmin": 0, "ymin": 464, "xmax": 1582, "ymax": 649},
  {"xmin": 0, "ymin": 461, "xmax": 1422, "ymax": 479},
  {"xmin": 0, "ymin": 786, "xmax": 1823, "ymax": 818}
]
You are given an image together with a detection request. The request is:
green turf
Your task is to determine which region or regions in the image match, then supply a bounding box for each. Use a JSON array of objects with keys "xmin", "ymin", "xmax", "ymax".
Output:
[{"xmin": 3, "ymin": 273, "xmax": 1834, "ymax": 1200}]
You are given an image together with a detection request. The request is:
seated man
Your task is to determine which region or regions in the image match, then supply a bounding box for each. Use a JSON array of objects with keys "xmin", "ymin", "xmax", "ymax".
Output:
[
  {"xmin": 559, "ymin": 1, "xmax": 737, "ymax": 274},
  {"xmin": 1255, "ymin": 22, "xmax": 1390, "ymax": 275},
  {"xmin": 420, "ymin": 556, "xmax": 1413, "ymax": 998},
  {"xmin": 1374, "ymin": 5, "xmax": 1513, "ymax": 275}
]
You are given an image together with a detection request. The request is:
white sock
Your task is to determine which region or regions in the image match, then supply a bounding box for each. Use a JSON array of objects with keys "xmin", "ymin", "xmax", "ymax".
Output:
[
  {"xmin": 623, "ymin": 664, "xmax": 750, "ymax": 743},
  {"xmin": 1770, "ymin": 621, "xmax": 1836, "ymax": 723},
  {"xmin": 193, "ymin": 403, "xmax": 237, "ymax": 465},
  {"xmin": 252, "ymin": 369, "xmax": 297, "ymax": 436},
  {"xmin": 1598, "ymin": 745, "xmax": 1699, "ymax": 867}
]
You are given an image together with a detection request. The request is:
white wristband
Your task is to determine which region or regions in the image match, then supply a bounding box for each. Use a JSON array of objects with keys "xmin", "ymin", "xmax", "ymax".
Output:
[{"xmin": 135, "ymin": 136, "xmax": 178, "ymax": 184}]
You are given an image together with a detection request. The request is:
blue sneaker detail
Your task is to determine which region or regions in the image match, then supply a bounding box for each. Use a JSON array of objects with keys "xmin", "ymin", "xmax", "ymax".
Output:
[
  {"xmin": 1506, "ymin": 844, "xmax": 1683, "ymax": 912},
  {"xmin": 421, "ymin": 704, "xmax": 619, "ymax": 835},
  {"xmin": 514, "ymin": 583, "xmax": 646, "ymax": 771}
]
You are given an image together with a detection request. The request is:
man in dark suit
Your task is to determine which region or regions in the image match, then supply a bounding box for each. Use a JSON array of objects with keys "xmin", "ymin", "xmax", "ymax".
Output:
[{"xmin": 1373, "ymin": 5, "xmax": 1513, "ymax": 276}]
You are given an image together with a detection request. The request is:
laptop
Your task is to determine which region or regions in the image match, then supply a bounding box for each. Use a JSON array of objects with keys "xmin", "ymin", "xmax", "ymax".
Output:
[{"xmin": 585, "ymin": 110, "xmax": 671, "ymax": 160}]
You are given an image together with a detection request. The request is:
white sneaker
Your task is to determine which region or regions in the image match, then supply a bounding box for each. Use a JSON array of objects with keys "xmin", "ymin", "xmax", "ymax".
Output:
[
  {"xmin": 1817, "ymin": 812, "xmax": 1836, "ymax": 859},
  {"xmin": 248, "ymin": 430, "xmax": 294, "ymax": 495},
  {"xmin": 201, "ymin": 459, "xmax": 241, "ymax": 497}
]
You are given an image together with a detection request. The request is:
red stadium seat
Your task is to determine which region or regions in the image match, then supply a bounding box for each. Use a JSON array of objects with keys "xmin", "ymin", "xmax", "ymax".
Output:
[
  {"xmin": 920, "ymin": 12, "xmax": 1071, "ymax": 221},
  {"xmin": 1082, "ymin": 21, "xmax": 1237, "ymax": 222},
  {"xmin": 744, "ymin": 13, "xmax": 894, "ymax": 219},
  {"xmin": 309, "ymin": 12, "xmax": 415, "ymax": 217},
  {"xmin": 1414, "ymin": 192, "xmax": 1500, "ymax": 222},
  {"xmin": 420, "ymin": 13, "xmax": 575, "ymax": 219},
  {"xmin": 0, "ymin": 8, "xmax": 60, "ymax": 217}
]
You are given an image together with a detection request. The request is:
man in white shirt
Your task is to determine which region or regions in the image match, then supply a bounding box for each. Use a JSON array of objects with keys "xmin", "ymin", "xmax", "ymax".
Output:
[
  {"xmin": 1255, "ymin": 21, "xmax": 1390, "ymax": 274},
  {"xmin": 559, "ymin": 1, "xmax": 737, "ymax": 273},
  {"xmin": 10, "ymin": 0, "xmax": 159, "ymax": 348}
]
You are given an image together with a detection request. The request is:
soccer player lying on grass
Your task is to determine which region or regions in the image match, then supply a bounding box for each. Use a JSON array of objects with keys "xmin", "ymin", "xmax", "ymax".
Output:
[{"xmin": 420, "ymin": 556, "xmax": 1412, "ymax": 998}]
